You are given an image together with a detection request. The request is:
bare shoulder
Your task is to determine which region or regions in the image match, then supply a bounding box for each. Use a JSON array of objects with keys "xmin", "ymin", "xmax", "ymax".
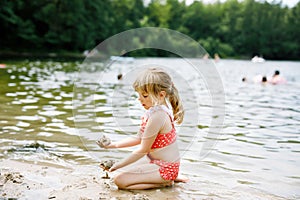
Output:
[{"xmin": 148, "ymin": 109, "xmax": 168, "ymax": 122}]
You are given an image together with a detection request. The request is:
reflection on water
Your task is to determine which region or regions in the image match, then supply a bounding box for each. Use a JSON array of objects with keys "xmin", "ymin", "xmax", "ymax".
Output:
[{"xmin": 0, "ymin": 59, "xmax": 299, "ymax": 199}]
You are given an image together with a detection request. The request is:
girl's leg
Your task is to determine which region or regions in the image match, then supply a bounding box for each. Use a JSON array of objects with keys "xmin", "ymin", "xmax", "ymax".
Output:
[
  {"xmin": 175, "ymin": 174, "xmax": 189, "ymax": 183},
  {"xmin": 113, "ymin": 163, "xmax": 172, "ymax": 190}
]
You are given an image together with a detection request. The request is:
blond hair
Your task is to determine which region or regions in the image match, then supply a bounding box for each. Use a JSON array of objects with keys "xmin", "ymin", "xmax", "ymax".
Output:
[{"xmin": 133, "ymin": 67, "xmax": 184, "ymax": 124}]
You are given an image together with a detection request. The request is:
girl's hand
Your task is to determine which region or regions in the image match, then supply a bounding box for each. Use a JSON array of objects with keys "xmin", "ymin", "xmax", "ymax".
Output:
[
  {"xmin": 96, "ymin": 134, "xmax": 112, "ymax": 148},
  {"xmin": 99, "ymin": 160, "xmax": 115, "ymax": 171},
  {"xmin": 96, "ymin": 140, "xmax": 112, "ymax": 148},
  {"xmin": 109, "ymin": 163, "xmax": 119, "ymax": 172}
]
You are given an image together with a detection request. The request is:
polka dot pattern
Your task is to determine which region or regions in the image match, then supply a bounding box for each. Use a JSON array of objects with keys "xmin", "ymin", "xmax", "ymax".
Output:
[
  {"xmin": 139, "ymin": 105, "xmax": 177, "ymax": 149},
  {"xmin": 151, "ymin": 128, "xmax": 176, "ymax": 148},
  {"xmin": 150, "ymin": 159, "xmax": 180, "ymax": 180}
]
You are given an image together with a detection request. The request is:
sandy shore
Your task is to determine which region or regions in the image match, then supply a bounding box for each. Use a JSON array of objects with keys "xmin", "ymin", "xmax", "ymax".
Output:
[
  {"xmin": 0, "ymin": 159, "xmax": 291, "ymax": 200},
  {"xmin": 0, "ymin": 160, "xmax": 109, "ymax": 200},
  {"xmin": 0, "ymin": 159, "xmax": 182, "ymax": 200}
]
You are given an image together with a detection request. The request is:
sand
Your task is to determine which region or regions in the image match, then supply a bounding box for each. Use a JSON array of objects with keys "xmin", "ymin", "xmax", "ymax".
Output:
[
  {"xmin": 0, "ymin": 159, "xmax": 180, "ymax": 200},
  {"xmin": 0, "ymin": 159, "xmax": 291, "ymax": 200}
]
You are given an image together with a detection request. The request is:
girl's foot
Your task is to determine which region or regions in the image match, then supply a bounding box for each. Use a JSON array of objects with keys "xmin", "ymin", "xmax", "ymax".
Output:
[{"xmin": 175, "ymin": 175, "xmax": 189, "ymax": 183}]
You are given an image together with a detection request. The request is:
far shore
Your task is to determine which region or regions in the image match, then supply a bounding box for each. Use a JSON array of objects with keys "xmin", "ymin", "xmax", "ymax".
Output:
[
  {"xmin": 0, "ymin": 51, "xmax": 86, "ymax": 61},
  {"xmin": 0, "ymin": 50, "xmax": 259, "ymax": 62}
]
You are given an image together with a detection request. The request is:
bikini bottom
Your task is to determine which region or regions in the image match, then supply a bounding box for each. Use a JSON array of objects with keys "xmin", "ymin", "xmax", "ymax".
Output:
[{"xmin": 150, "ymin": 159, "xmax": 180, "ymax": 181}]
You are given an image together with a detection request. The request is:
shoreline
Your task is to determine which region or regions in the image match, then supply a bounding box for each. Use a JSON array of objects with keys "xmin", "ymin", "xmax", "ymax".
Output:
[
  {"xmin": 0, "ymin": 159, "xmax": 183, "ymax": 200},
  {"xmin": 0, "ymin": 51, "xmax": 299, "ymax": 62},
  {"xmin": 0, "ymin": 51, "xmax": 85, "ymax": 62},
  {"xmin": 0, "ymin": 159, "xmax": 111, "ymax": 200},
  {"xmin": 0, "ymin": 159, "xmax": 292, "ymax": 200}
]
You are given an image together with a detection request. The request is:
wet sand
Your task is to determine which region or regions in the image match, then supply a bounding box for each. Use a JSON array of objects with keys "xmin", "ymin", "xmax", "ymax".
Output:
[
  {"xmin": 0, "ymin": 159, "xmax": 180, "ymax": 200},
  {"xmin": 0, "ymin": 159, "xmax": 290, "ymax": 200}
]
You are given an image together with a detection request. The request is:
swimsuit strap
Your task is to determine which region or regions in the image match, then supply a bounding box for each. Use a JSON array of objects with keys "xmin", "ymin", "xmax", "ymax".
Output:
[
  {"xmin": 139, "ymin": 105, "xmax": 176, "ymax": 149},
  {"xmin": 145, "ymin": 105, "xmax": 174, "ymax": 121}
]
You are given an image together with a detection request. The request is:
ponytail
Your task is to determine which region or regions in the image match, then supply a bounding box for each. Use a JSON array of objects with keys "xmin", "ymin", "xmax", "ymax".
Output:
[{"xmin": 169, "ymin": 84, "xmax": 184, "ymax": 124}]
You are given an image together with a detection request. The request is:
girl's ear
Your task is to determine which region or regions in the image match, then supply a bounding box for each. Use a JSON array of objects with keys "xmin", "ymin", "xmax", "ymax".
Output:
[{"xmin": 160, "ymin": 91, "xmax": 166, "ymax": 97}]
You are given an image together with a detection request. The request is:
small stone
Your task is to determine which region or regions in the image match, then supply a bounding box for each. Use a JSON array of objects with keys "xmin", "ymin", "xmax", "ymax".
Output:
[
  {"xmin": 99, "ymin": 160, "xmax": 115, "ymax": 171},
  {"xmin": 96, "ymin": 135, "xmax": 111, "ymax": 147}
]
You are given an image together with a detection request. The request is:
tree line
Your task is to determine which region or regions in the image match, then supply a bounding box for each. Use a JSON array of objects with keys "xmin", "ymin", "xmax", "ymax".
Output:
[{"xmin": 0, "ymin": 0, "xmax": 299, "ymax": 60}]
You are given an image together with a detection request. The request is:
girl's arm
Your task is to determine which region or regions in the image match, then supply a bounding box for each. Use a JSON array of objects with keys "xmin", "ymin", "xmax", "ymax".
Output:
[
  {"xmin": 107, "ymin": 137, "xmax": 141, "ymax": 148},
  {"xmin": 110, "ymin": 111, "xmax": 168, "ymax": 171},
  {"xmin": 98, "ymin": 136, "xmax": 141, "ymax": 149}
]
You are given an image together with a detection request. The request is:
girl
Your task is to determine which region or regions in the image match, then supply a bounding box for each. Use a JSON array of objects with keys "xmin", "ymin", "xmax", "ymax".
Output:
[{"xmin": 97, "ymin": 67, "xmax": 186, "ymax": 190}]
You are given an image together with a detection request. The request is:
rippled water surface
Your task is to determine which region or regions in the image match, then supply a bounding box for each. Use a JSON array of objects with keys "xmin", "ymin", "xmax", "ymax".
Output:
[{"xmin": 0, "ymin": 58, "xmax": 299, "ymax": 199}]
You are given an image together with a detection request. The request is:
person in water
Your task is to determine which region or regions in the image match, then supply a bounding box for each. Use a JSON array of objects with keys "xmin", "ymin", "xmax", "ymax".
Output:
[
  {"xmin": 97, "ymin": 67, "xmax": 187, "ymax": 189},
  {"xmin": 271, "ymin": 70, "xmax": 286, "ymax": 84}
]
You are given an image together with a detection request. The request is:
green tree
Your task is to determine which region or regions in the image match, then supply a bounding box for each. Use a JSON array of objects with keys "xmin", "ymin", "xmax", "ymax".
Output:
[
  {"xmin": 181, "ymin": 1, "xmax": 223, "ymax": 41},
  {"xmin": 145, "ymin": 0, "xmax": 172, "ymax": 27},
  {"xmin": 166, "ymin": 0, "xmax": 186, "ymax": 31},
  {"xmin": 111, "ymin": 0, "xmax": 144, "ymax": 33},
  {"xmin": 0, "ymin": 0, "xmax": 299, "ymax": 60},
  {"xmin": 218, "ymin": 0, "xmax": 243, "ymax": 52},
  {"xmin": 0, "ymin": 0, "xmax": 40, "ymax": 49},
  {"xmin": 284, "ymin": 2, "xmax": 300, "ymax": 59},
  {"xmin": 34, "ymin": 0, "xmax": 115, "ymax": 51},
  {"xmin": 199, "ymin": 37, "xmax": 234, "ymax": 57}
]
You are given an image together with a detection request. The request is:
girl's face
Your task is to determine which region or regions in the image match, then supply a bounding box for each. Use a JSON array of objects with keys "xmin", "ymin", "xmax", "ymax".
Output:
[
  {"xmin": 137, "ymin": 92, "xmax": 153, "ymax": 110},
  {"xmin": 137, "ymin": 91, "xmax": 166, "ymax": 110}
]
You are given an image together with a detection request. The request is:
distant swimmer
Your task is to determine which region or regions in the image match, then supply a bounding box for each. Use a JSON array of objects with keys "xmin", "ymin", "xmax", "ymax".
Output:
[
  {"xmin": 214, "ymin": 53, "xmax": 220, "ymax": 62},
  {"xmin": 253, "ymin": 75, "xmax": 269, "ymax": 83},
  {"xmin": 203, "ymin": 53, "xmax": 209, "ymax": 60},
  {"xmin": 262, "ymin": 76, "xmax": 268, "ymax": 83},
  {"xmin": 117, "ymin": 73, "xmax": 123, "ymax": 80},
  {"xmin": 271, "ymin": 70, "xmax": 286, "ymax": 84},
  {"xmin": 251, "ymin": 70, "xmax": 286, "ymax": 85}
]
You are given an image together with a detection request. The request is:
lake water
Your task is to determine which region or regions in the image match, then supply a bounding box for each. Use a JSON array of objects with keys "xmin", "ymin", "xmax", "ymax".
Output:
[{"xmin": 0, "ymin": 58, "xmax": 299, "ymax": 199}]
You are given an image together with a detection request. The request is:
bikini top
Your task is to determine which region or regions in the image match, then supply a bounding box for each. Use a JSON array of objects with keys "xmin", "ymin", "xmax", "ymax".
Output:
[{"xmin": 139, "ymin": 105, "xmax": 176, "ymax": 149}]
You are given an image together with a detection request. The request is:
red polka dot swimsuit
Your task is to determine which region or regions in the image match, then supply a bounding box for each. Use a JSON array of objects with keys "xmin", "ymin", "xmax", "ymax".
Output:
[{"xmin": 139, "ymin": 105, "xmax": 180, "ymax": 181}]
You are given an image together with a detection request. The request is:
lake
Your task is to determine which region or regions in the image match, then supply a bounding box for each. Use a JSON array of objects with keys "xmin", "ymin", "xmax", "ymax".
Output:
[{"xmin": 0, "ymin": 58, "xmax": 299, "ymax": 199}]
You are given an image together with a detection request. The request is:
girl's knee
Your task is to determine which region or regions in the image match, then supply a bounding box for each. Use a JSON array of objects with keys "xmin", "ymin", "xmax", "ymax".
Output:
[{"xmin": 113, "ymin": 173, "xmax": 127, "ymax": 189}]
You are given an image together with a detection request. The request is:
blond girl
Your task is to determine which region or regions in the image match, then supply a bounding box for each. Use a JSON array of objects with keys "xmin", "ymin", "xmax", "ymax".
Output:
[{"xmin": 97, "ymin": 67, "xmax": 186, "ymax": 189}]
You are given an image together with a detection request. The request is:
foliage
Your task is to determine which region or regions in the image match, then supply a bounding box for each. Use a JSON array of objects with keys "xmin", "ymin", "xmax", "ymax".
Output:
[{"xmin": 0, "ymin": 0, "xmax": 299, "ymax": 60}]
